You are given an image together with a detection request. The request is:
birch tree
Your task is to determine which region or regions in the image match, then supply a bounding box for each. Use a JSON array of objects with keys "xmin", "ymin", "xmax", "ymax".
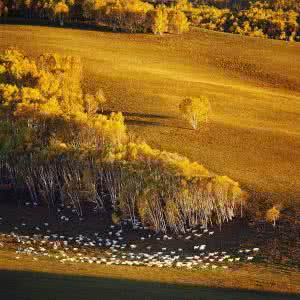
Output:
[{"xmin": 179, "ymin": 96, "xmax": 211, "ymax": 130}]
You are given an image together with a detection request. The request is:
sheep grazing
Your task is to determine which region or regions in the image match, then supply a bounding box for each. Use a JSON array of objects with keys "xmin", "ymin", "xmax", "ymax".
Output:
[
  {"xmin": 0, "ymin": 213, "xmax": 261, "ymax": 272},
  {"xmin": 199, "ymin": 245, "xmax": 206, "ymax": 250}
]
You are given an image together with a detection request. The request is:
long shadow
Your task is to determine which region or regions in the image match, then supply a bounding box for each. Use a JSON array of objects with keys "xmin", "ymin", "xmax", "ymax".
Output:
[
  {"xmin": 0, "ymin": 269, "xmax": 298, "ymax": 300},
  {"xmin": 0, "ymin": 18, "xmax": 145, "ymax": 35},
  {"xmin": 103, "ymin": 110, "xmax": 191, "ymax": 129},
  {"xmin": 125, "ymin": 119, "xmax": 162, "ymax": 127},
  {"xmin": 103, "ymin": 110, "xmax": 174, "ymax": 120}
]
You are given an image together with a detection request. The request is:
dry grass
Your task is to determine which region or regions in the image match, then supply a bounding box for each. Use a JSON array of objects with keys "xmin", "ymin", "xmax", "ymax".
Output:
[{"xmin": 0, "ymin": 25, "xmax": 299, "ymax": 298}]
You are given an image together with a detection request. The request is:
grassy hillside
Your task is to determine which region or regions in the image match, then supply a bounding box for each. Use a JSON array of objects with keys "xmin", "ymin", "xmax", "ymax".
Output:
[
  {"xmin": 1, "ymin": 250, "xmax": 300, "ymax": 299},
  {"xmin": 0, "ymin": 24, "xmax": 299, "ymax": 207}
]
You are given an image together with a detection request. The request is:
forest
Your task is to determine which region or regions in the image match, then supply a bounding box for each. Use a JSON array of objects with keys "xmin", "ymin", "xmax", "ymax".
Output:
[
  {"xmin": 0, "ymin": 0, "xmax": 299, "ymax": 40},
  {"xmin": 0, "ymin": 49, "xmax": 246, "ymax": 233}
]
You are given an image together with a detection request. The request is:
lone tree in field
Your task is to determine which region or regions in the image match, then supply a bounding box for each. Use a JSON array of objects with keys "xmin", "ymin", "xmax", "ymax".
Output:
[
  {"xmin": 179, "ymin": 96, "xmax": 211, "ymax": 130},
  {"xmin": 84, "ymin": 89, "xmax": 106, "ymax": 115},
  {"xmin": 266, "ymin": 206, "xmax": 280, "ymax": 227},
  {"xmin": 53, "ymin": 1, "xmax": 69, "ymax": 26}
]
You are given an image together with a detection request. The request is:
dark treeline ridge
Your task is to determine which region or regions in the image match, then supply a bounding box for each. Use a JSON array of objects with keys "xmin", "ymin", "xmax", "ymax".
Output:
[
  {"xmin": 0, "ymin": 0, "xmax": 299, "ymax": 41},
  {"xmin": 0, "ymin": 49, "xmax": 246, "ymax": 232}
]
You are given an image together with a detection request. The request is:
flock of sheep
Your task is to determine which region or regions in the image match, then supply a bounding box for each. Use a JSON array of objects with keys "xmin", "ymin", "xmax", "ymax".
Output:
[{"xmin": 0, "ymin": 203, "xmax": 260, "ymax": 271}]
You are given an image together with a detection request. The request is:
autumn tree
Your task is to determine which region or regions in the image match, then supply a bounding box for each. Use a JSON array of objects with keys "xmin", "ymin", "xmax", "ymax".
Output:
[
  {"xmin": 266, "ymin": 206, "xmax": 280, "ymax": 227},
  {"xmin": 167, "ymin": 9, "xmax": 189, "ymax": 34},
  {"xmin": 147, "ymin": 6, "xmax": 168, "ymax": 34},
  {"xmin": 179, "ymin": 96, "xmax": 211, "ymax": 130},
  {"xmin": 53, "ymin": 1, "xmax": 69, "ymax": 26}
]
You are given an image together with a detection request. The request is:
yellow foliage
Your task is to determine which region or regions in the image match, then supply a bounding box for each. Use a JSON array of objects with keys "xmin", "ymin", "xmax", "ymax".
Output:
[
  {"xmin": 54, "ymin": 1, "xmax": 69, "ymax": 15},
  {"xmin": 167, "ymin": 9, "xmax": 189, "ymax": 34},
  {"xmin": 179, "ymin": 96, "xmax": 211, "ymax": 130},
  {"xmin": 266, "ymin": 206, "xmax": 280, "ymax": 226}
]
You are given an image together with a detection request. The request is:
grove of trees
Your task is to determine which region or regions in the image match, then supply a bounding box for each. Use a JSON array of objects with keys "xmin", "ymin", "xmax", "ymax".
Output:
[
  {"xmin": 0, "ymin": 0, "xmax": 299, "ymax": 40},
  {"xmin": 189, "ymin": 1, "xmax": 300, "ymax": 41},
  {"xmin": 0, "ymin": 0, "xmax": 190, "ymax": 34},
  {"xmin": 0, "ymin": 49, "xmax": 246, "ymax": 232}
]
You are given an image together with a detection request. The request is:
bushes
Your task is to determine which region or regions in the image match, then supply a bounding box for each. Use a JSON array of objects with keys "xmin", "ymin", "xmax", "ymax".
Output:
[{"xmin": 0, "ymin": 49, "xmax": 244, "ymax": 232}]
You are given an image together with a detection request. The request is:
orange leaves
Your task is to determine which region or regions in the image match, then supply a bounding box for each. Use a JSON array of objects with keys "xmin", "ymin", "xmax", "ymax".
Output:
[{"xmin": 53, "ymin": 1, "xmax": 69, "ymax": 15}]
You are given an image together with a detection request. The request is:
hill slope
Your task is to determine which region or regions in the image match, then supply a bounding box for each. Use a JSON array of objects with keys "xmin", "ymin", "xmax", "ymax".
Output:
[{"xmin": 0, "ymin": 25, "xmax": 299, "ymax": 205}]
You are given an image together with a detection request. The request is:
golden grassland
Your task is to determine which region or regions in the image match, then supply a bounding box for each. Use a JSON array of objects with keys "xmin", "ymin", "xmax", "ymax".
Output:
[
  {"xmin": 1, "ymin": 249, "xmax": 300, "ymax": 298},
  {"xmin": 0, "ymin": 25, "xmax": 299, "ymax": 207},
  {"xmin": 0, "ymin": 25, "xmax": 299, "ymax": 297}
]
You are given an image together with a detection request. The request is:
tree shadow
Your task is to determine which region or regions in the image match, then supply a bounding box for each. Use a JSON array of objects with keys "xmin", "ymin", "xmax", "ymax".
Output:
[
  {"xmin": 0, "ymin": 269, "xmax": 299, "ymax": 300},
  {"xmin": 125, "ymin": 119, "xmax": 162, "ymax": 127},
  {"xmin": 0, "ymin": 18, "xmax": 146, "ymax": 35},
  {"xmin": 103, "ymin": 110, "xmax": 174, "ymax": 120}
]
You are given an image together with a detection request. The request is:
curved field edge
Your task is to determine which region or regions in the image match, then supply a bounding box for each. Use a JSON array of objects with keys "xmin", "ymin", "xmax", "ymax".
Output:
[
  {"xmin": 0, "ymin": 249, "xmax": 300, "ymax": 298},
  {"xmin": 0, "ymin": 25, "xmax": 300, "ymax": 205}
]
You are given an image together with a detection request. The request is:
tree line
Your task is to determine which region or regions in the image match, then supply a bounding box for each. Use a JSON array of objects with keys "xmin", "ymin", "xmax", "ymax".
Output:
[
  {"xmin": 188, "ymin": 0, "xmax": 300, "ymax": 41},
  {"xmin": 0, "ymin": 1, "xmax": 299, "ymax": 40},
  {"xmin": 0, "ymin": 0, "xmax": 189, "ymax": 34},
  {"xmin": 0, "ymin": 49, "xmax": 246, "ymax": 232}
]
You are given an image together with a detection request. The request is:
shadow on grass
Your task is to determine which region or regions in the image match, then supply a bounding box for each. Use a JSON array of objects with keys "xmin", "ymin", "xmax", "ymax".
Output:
[
  {"xmin": 0, "ymin": 269, "xmax": 299, "ymax": 300},
  {"xmin": 103, "ymin": 110, "xmax": 179, "ymax": 128},
  {"xmin": 0, "ymin": 18, "xmax": 144, "ymax": 34},
  {"xmin": 125, "ymin": 119, "xmax": 162, "ymax": 127},
  {"xmin": 103, "ymin": 110, "xmax": 174, "ymax": 120}
]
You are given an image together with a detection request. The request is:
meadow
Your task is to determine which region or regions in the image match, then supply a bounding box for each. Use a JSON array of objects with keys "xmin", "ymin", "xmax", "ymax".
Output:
[
  {"xmin": 0, "ymin": 24, "xmax": 300, "ymax": 299},
  {"xmin": 0, "ymin": 24, "xmax": 299, "ymax": 206}
]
